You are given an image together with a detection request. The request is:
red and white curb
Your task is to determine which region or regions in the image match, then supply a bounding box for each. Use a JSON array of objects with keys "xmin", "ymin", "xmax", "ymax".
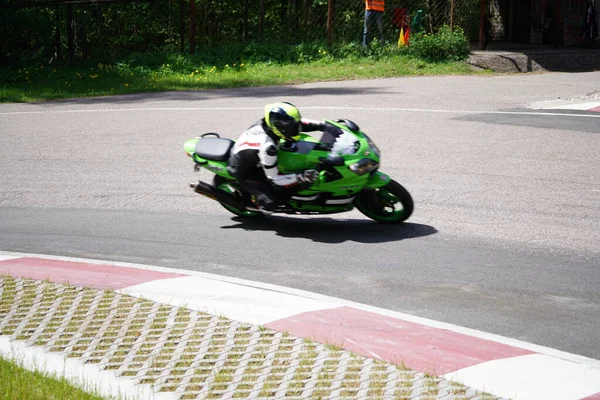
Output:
[
  {"xmin": 529, "ymin": 100, "xmax": 600, "ymax": 113},
  {"xmin": 1, "ymin": 251, "xmax": 600, "ymax": 400}
]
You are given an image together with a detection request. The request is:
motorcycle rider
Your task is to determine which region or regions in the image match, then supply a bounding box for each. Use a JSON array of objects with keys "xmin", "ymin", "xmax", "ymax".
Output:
[{"xmin": 228, "ymin": 102, "xmax": 325, "ymax": 213}]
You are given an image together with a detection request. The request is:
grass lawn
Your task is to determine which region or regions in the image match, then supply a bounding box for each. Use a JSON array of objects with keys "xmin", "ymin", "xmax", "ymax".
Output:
[
  {"xmin": 0, "ymin": 355, "xmax": 106, "ymax": 400},
  {"xmin": 0, "ymin": 55, "xmax": 483, "ymax": 103}
]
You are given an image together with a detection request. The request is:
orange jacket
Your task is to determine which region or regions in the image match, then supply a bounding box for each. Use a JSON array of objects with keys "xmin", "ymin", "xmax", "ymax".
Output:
[{"xmin": 365, "ymin": 0, "xmax": 384, "ymax": 12}]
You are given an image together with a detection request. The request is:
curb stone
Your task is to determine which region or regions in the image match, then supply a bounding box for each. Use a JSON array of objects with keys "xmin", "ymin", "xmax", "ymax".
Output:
[
  {"xmin": 1, "ymin": 251, "xmax": 600, "ymax": 400},
  {"xmin": 0, "ymin": 276, "xmax": 498, "ymax": 400}
]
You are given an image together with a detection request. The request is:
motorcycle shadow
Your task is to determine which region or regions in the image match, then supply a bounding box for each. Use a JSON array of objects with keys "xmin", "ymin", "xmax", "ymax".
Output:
[{"xmin": 221, "ymin": 216, "xmax": 437, "ymax": 244}]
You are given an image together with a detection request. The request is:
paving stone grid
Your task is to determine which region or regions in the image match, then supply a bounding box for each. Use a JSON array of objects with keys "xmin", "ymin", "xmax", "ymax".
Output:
[{"xmin": 0, "ymin": 277, "xmax": 500, "ymax": 400}]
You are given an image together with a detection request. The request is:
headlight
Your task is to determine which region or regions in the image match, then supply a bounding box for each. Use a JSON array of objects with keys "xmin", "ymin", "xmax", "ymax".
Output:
[
  {"xmin": 349, "ymin": 158, "xmax": 379, "ymax": 175},
  {"xmin": 364, "ymin": 134, "xmax": 381, "ymax": 157}
]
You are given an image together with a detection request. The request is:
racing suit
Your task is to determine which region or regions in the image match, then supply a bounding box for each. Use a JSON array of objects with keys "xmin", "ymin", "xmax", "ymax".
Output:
[{"xmin": 227, "ymin": 118, "xmax": 325, "ymax": 212}]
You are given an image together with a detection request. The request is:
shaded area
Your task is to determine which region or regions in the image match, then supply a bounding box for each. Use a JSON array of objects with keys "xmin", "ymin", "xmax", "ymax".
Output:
[
  {"xmin": 26, "ymin": 85, "xmax": 395, "ymax": 106},
  {"xmin": 456, "ymin": 109, "xmax": 600, "ymax": 132},
  {"xmin": 469, "ymin": 45, "xmax": 600, "ymax": 73},
  {"xmin": 221, "ymin": 217, "xmax": 437, "ymax": 244}
]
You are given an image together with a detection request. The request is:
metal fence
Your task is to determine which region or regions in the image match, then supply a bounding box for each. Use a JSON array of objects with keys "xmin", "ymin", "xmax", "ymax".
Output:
[{"xmin": 1, "ymin": 0, "xmax": 480, "ymax": 63}]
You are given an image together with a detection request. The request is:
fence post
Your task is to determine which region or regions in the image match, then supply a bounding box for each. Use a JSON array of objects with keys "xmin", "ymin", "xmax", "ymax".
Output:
[
  {"xmin": 54, "ymin": 6, "xmax": 61, "ymax": 62},
  {"xmin": 81, "ymin": 16, "xmax": 87, "ymax": 60},
  {"xmin": 190, "ymin": 0, "xmax": 196, "ymax": 54},
  {"xmin": 180, "ymin": 0, "xmax": 184, "ymax": 52},
  {"xmin": 327, "ymin": 0, "xmax": 334, "ymax": 46},
  {"xmin": 450, "ymin": 0, "xmax": 455, "ymax": 30},
  {"xmin": 258, "ymin": 0, "xmax": 265, "ymax": 41},
  {"xmin": 67, "ymin": 3, "xmax": 74, "ymax": 64},
  {"xmin": 242, "ymin": 0, "xmax": 249, "ymax": 40},
  {"xmin": 479, "ymin": 0, "xmax": 485, "ymax": 49}
]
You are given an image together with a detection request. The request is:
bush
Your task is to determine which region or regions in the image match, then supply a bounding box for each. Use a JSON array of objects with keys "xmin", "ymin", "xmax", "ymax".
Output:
[{"xmin": 409, "ymin": 25, "xmax": 470, "ymax": 62}]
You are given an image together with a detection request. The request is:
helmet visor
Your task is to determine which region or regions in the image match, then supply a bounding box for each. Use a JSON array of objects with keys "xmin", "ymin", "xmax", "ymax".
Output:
[{"xmin": 274, "ymin": 119, "xmax": 300, "ymax": 140}]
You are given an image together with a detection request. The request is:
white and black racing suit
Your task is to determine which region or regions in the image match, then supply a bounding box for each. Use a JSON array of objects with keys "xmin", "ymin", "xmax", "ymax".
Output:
[{"xmin": 227, "ymin": 118, "xmax": 324, "ymax": 211}]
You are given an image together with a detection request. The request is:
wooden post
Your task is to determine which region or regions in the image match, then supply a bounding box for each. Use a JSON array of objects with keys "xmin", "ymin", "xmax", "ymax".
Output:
[
  {"xmin": 450, "ymin": 0, "xmax": 455, "ymax": 30},
  {"xmin": 479, "ymin": 0, "xmax": 485, "ymax": 50},
  {"xmin": 80, "ymin": 16, "xmax": 87, "ymax": 60},
  {"xmin": 242, "ymin": 0, "xmax": 249, "ymax": 41},
  {"xmin": 258, "ymin": 0, "xmax": 265, "ymax": 41},
  {"xmin": 67, "ymin": 3, "xmax": 74, "ymax": 64},
  {"xmin": 327, "ymin": 0, "xmax": 334, "ymax": 46},
  {"xmin": 553, "ymin": 0, "xmax": 560, "ymax": 47},
  {"xmin": 295, "ymin": 0, "xmax": 301, "ymax": 35},
  {"xmin": 54, "ymin": 6, "xmax": 61, "ymax": 62},
  {"xmin": 189, "ymin": 0, "xmax": 196, "ymax": 54},
  {"xmin": 180, "ymin": 0, "xmax": 184, "ymax": 52}
]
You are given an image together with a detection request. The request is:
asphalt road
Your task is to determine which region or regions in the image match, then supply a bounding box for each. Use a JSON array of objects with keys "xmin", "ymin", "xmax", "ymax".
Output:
[{"xmin": 1, "ymin": 72, "xmax": 599, "ymax": 359}]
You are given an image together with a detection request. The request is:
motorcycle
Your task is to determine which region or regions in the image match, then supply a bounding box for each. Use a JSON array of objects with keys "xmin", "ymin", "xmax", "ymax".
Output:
[{"xmin": 183, "ymin": 119, "xmax": 413, "ymax": 223}]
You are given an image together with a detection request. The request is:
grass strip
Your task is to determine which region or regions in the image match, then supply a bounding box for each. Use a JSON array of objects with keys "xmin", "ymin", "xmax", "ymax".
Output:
[
  {"xmin": 0, "ymin": 56, "xmax": 484, "ymax": 103},
  {"xmin": 0, "ymin": 355, "xmax": 106, "ymax": 400}
]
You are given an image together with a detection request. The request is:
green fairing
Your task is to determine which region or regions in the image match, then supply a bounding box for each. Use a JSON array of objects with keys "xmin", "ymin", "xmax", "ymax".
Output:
[
  {"xmin": 183, "ymin": 138, "xmax": 199, "ymax": 157},
  {"xmin": 366, "ymin": 172, "xmax": 391, "ymax": 188},
  {"xmin": 192, "ymin": 154, "xmax": 235, "ymax": 180}
]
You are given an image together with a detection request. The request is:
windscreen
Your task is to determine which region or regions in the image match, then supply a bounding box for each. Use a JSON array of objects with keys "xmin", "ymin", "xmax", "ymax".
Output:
[{"xmin": 320, "ymin": 124, "xmax": 359, "ymax": 155}]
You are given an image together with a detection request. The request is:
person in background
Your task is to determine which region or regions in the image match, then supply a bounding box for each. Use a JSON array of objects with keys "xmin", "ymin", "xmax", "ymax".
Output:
[
  {"xmin": 483, "ymin": 13, "xmax": 492, "ymax": 50},
  {"xmin": 582, "ymin": 0, "xmax": 598, "ymax": 42},
  {"xmin": 364, "ymin": 0, "xmax": 385, "ymax": 46}
]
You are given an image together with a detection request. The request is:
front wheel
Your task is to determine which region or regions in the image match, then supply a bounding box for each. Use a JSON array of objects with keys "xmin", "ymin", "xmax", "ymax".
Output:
[
  {"xmin": 355, "ymin": 180, "xmax": 414, "ymax": 223},
  {"xmin": 212, "ymin": 176, "xmax": 262, "ymax": 218}
]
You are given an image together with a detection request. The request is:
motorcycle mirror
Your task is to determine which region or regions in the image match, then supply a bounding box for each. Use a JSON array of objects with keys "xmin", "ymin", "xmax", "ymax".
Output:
[{"xmin": 335, "ymin": 119, "xmax": 360, "ymax": 132}]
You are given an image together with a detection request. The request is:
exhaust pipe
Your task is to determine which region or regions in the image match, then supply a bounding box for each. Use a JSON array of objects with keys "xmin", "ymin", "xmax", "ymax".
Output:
[{"xmin": 190, "ymin": 181, "xmax": 247, "ymax": 210}]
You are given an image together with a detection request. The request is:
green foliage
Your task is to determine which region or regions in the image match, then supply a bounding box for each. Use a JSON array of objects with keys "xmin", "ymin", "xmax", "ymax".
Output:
[
  {"xmin": 0, "ymin": 36, "xmax": 480, "ymax": 103},
  {"xmin": 409, "ymin": 26, "xmax": 471, "ymax": 61},
  {"xmin": 87, "ymin": 40, "xmax": 408, "ymax": 72},
  {"xmin": 2, "ymin": 0, "xmax": 482, "ymax": 66}
]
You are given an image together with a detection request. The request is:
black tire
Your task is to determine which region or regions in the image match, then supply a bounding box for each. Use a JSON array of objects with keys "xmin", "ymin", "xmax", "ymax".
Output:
[
  {"xmin": 212, "ymin": 176, "xmax": 262, "ymax": 218},
  {"xmin": 355, "ymin": 180, "xmax": 414, "ymax": 223}
]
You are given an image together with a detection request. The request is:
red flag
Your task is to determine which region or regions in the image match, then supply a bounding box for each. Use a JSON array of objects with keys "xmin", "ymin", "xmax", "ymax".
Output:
[{"xmin": 404, "ymin": 26, "xmax": 411, "ymax": 45}]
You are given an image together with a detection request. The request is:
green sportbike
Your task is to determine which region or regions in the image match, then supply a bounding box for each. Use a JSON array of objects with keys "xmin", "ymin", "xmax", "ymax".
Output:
[{"xmin": 184, "ymin": 119, "xmax": 413, "ymax": 223}]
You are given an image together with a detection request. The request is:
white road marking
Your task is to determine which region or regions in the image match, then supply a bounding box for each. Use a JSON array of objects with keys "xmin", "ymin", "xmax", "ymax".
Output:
[{"xmin": 1, "ymin": 106, "xmax": 600, "ymax": 118}]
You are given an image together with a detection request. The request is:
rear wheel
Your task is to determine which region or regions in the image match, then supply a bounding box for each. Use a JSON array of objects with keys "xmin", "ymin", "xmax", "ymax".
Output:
[
  {"xmin": 355, "ymin": 180, "xmax": 413, "ymax": 223},
  {"xmin": 212, "ymin": 176, "xmax": 262, "ymax": 218}
]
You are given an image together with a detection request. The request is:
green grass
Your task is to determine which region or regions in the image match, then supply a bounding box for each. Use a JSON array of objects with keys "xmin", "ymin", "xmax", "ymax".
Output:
[
  {"xmin": 0, "ymin": 50, "xmax": 481, "ymax": 103},
  {"xmin": 0, "ymin": 355, "xmax": 106, "ymax": 400}
]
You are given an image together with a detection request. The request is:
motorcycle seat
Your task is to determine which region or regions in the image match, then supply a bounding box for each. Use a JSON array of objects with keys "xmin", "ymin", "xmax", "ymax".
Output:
[{"xmin": 195, "ymin": 138, "xmax": 234, "ymax": 161}]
